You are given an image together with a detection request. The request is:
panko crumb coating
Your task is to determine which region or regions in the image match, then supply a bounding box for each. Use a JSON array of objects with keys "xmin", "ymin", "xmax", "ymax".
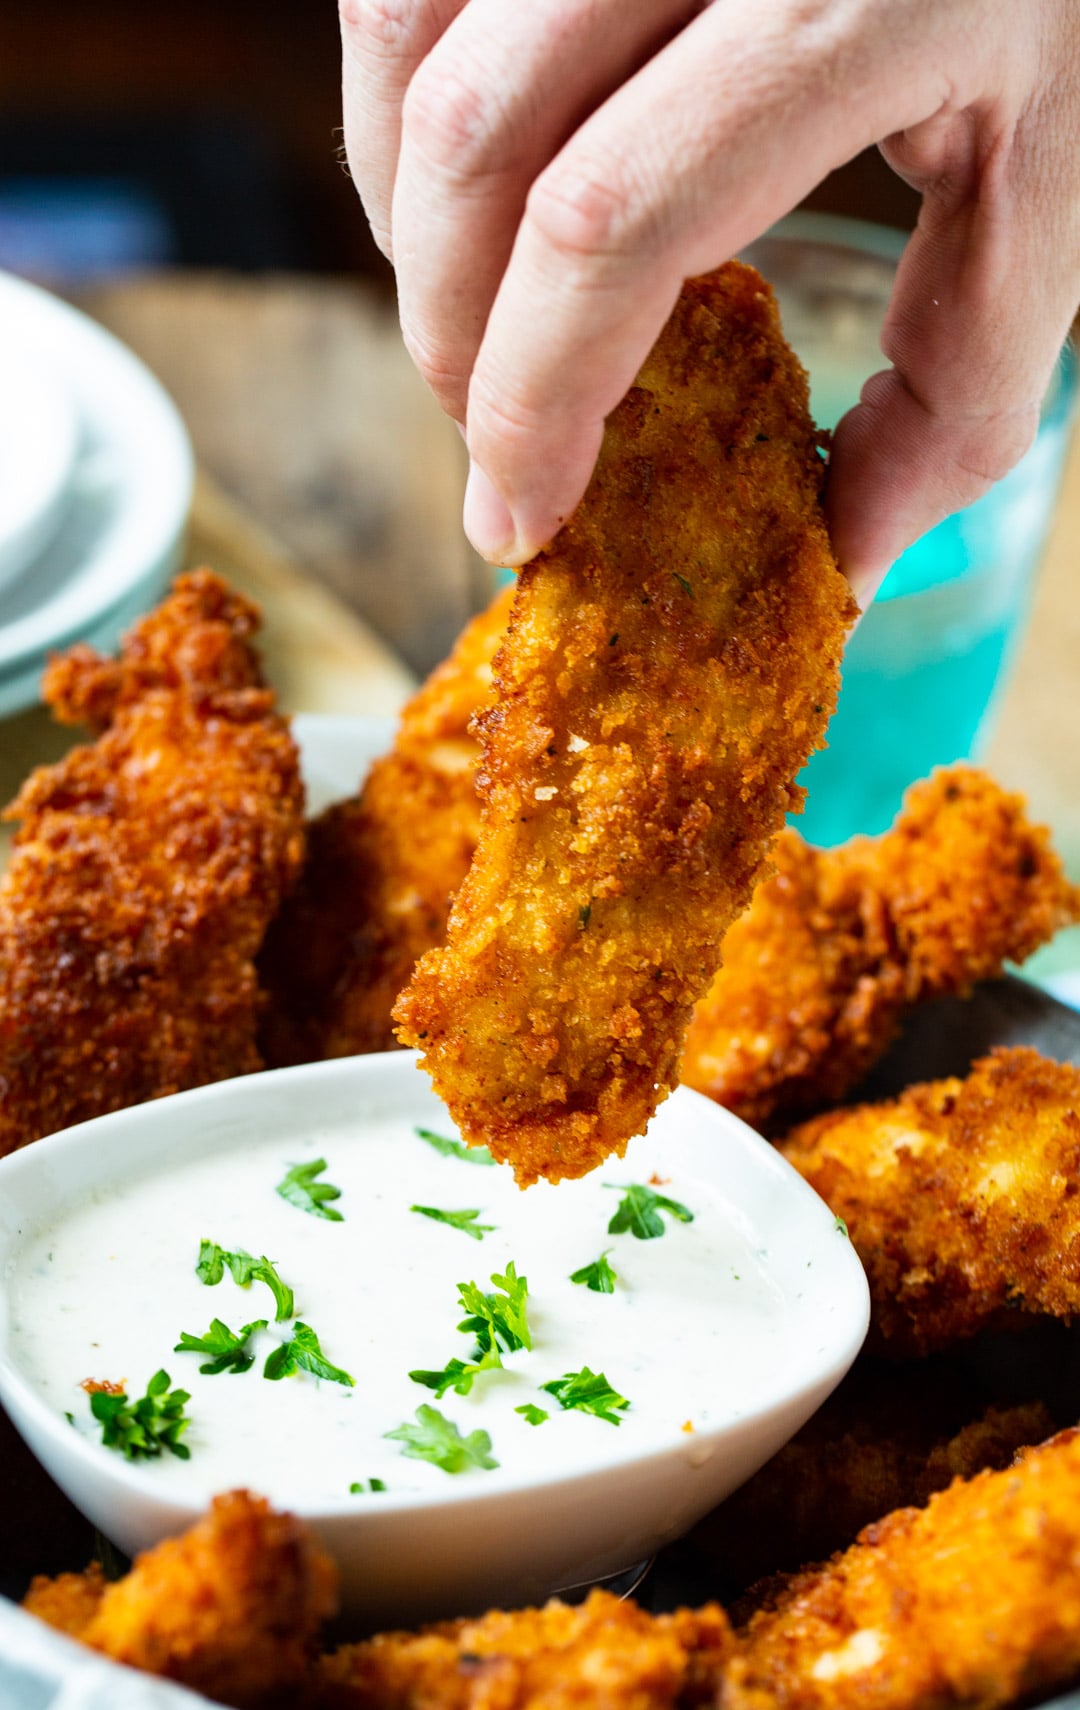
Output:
[
  {"xmin": 395, "ymin": 262, "xmax": 856, "ymax": 1184},
  {"xmin": 0, "ymin": 571, "xmax": 304, "ymax": 1155}
]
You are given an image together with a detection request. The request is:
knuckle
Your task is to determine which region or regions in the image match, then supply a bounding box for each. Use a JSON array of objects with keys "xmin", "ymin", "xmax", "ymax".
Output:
[
  {"xmin": 400, "ymin": 319, "xmax": 468, "ymax": 413},
  {"xmin": 525, "ymin": 162, "xmax": 635, "ymax": 264},
  {"xmin": 956, "ymin": 406, "xmax": 1040, "ymax": 487},
  {"xmin": 467, "ymin": 374, "xmax": 546, "ymax": 452},
  {"xmin": 402, "ymin": 60, "xmax": 500, "ymax": 177},
  {"xmin": 339, "ymin": 0, "xmax": 417, "ymax": 59}
]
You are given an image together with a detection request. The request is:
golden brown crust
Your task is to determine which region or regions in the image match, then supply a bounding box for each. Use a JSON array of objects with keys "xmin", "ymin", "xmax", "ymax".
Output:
[
  {"xmin": 0, "ymin": 571, "xmax": 305, "ymax": 1154},
  {"xmin": 26, "ymin": 1491, "xmax": 337, "ymax": 1709},
  {"xmin": 23, "ymin": 1562, "xmax": 107, "ymax": 1639},
  {"xmin": 395, "ymin": 263, "xmax": 856, "ymax": 1184},
  {"xmin": 724, "ymin": 1429, "xmax": 1080, "ymax": 1710},
  {"xmin": 682, "ymin": 767, "xmax": 1080, "ymax": 1130},
  {"xmin": 313, "ymin": 1590, "xmax": 734, "ymax": 1710},
  {"xmin": 780, "ymin": 1047, "xmax": 1080, "ymax": 1356},
  {"xmin": 258, "ymin": 586, "xmax": 512, "ymax": 1065},
  {"xmin": 675, "ymin": 1352, "xmax": 1056, "ymax": 1608}
]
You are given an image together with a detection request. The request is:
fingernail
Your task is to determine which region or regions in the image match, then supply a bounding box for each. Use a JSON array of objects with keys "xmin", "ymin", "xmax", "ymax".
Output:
[{"xmin": 464, "ymin": 459, "xmax": 517, "ymax": 563}]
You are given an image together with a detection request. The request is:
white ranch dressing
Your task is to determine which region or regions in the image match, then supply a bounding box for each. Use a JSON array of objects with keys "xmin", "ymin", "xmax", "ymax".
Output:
[{"xmin": 9, "ymin": 1114, "xmax": 808, "ymax": 1505}]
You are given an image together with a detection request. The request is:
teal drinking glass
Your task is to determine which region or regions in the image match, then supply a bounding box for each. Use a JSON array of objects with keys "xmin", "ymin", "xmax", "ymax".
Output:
[{"xmin": 742, "ymin": 215, "xmax": 1078, "ymax": 847}]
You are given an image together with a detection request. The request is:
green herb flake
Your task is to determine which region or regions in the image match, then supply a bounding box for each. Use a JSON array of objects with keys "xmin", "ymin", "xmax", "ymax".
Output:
[
  {"xmin": 412, "ymin": 1262, "xmax": 532, "ymax": 1399},
  {"xmin": 578, "ymin": 902, "xmax": 592, "ymax": 929},
  {"xmin": 415, "ymin": 1127, "xmax": 495, "ymax": 1167},
  {"xmin": 385, "ymin": 1404, "xmax": 498, "ymax": 1474},
  {"xmin": 569, "ymin": 1252, "xmax": 618, "ymax": 1293},
  {"xmin": 458, "ymin": 1261, "xmax": 532, "ymax": 1354},
  {"xmin": 86, "ymin": 1370, "xmax": 192, "ymax": 1461},
  {"xmin": 541, "ymin": 1366, "xmax": 630, "ymax": 1426},
  {"xmin": 409, "ymin": 1347, "xmax": 502, "ymax": 1399},
  {"xmin": 263, "ymin": 1321, "xmax": 354, "ymax": 1387},
  {"xmin": 672, "ymin": 572, "xmax": 694, "ymax": 598},
  {"xmin": 515, "ymin": 1404, "xmax": 549, "ymax": 1426},
  {"xmin": 411, "ymin": 1205, "xmax": 494, "ymax": 1242},
  {"xmin": 350, "ymin": 1477, "xmax": 387, "ymax": 1494},
  {"xmin": 196, "ymin": 1241, "xmax": 295, "ymax": 1322},
  {"xmin": 834, "ymin": 1215, "xmax": 849, "ymax": 1237},
  {"xmin": 605, "ymin": 1183, "xmax": 694, "ymax": 1240},
  {"xmin": 174, "ymin": 1316, "xmax": 267, "ymax": 1375},
  {"xmin": 276, "ymin": 1157, "xmax": 344, "ymax": 1222}
]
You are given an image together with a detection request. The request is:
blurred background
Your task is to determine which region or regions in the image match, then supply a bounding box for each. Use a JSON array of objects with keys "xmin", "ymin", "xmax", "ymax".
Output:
[{"xmin": 0, "ymin": 3, "xmax": 920, "ymax": 290}]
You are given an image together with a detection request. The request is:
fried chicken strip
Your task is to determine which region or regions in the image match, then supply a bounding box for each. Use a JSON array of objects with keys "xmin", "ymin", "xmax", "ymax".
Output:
[
  {"xmin": 23, "ymin": 1490, "xmax": 337, "ymax": 1709},
  {"xmin": 682, "ymin": 768, "xmax": 1079, "ymax": 1130},
  {"xmin": 724, "ymin": 1428, "xmax": 1080, "ymax": 1710},
  {"xmin": 0, "ymin": 571, "xmax": 304, "ymax": 1154},
  {"xmin": 396, "ymin": 262, "xmax": 856, "ymax": 1184},
  {"xmin": 779, "ymin": 1047, "xmax": 1080, "ymax": 1357},
  {"xmin": 670, "ymin": 1354, "xmax": 1055, "ymax": 1607},
  {"xmin": 258, "ymin": 585, "xmax": 513, "ymax": 1065},
  {"xmin": 313, "ymin": 1591, "xmax": 734, "ymax": 1710}
]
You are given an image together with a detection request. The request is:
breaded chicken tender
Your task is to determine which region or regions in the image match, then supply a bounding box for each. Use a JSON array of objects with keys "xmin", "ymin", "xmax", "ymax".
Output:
[
  {"xmin": 682, "ymin": 769, "xmax": 1079, "ymax": 1130},
  {"xmin": 24, "ymin": 1490, "xmax": 337, "ymax": 1709},
  {"xmin": 724, "ymin": 1428, "xmax": 1080, "ymax": 1710},
  {"xmin": 396, "ymin": 263, "xmax": 856, "ymax": 1184},
  {"xmin": 314, "ymin": 1589, "xmax": 734, "ymax": 1710},
  {"xmin": 259, "ymin": 586, "xmax": 512, "ymax": 1064},
  {"xmin": 0, "ymin": 571, "xmax": 304, "ymax": 1154},
  {"xmin": 780, "ymin": 1048, "xmax": 1080, "ymax": 1357},
  {"xmin": 673, "ymin": 1354, "xmax": 1055, "ymax": 1607}
]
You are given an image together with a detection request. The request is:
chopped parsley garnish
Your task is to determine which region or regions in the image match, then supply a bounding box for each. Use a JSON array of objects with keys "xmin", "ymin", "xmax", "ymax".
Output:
[
  {"xmin": 86, "ymin": 1370, "xmax": 192, "ymax": 1460},
  {"xmin": 415, "ymin": 1126, "xmax": 495, "ymax": 1167},
  {"xmin": 410, "ymin": 1262, "xmax": 532, "ymax": 1397},
  {"xmin": 605, "ymin": 1183, "xmax": 694, "ymax": 1240},
  {"xmin": 276, "ymin": 1158, "xmax": 344, "ymax": 1221},
  {"xmin": 834, "ymin": 1215, "xmax": 849, "ymax": 1237},
  {"xmin": 196, "ymin": 1241, "xmax": 295, "ymax": 1322},
  {"xmin": 409, "ymin": 1348, "xmax": 502, "ymax": 1399},
  {"xmin": 350, "ymin": 1478, "xmax": 387, "ymax": 1494},
  {"xmin": 541, "ymin": 1366, "xmax": 630, "ymax": 1426},
  {"xmin": 458, "ymin": 1262, "xmax": 532, "ymax": 1354},
  {"xmin": 672, "ymin": 572, "xmax": 694, "ymax": 598},
  {"xmin": 263, "ymin": 1321, "xmax": 354, "ymax": 1387},
  {"xmin": 578, "ymin": 902, "xmax": 592, "ymax": 929},
  {"xmin": 385, "ymin": 1404, "xmax": 498, "ymax": 1473},
  {"xmin": 515, "ymin": 1403, "xmax": 549, "ymax": 1426},
  {"xmin": 174, "ymin": 1316, "xmax": 266, "ymax": 1375},
  {"xmin": 569, "ymin": 1252, "xmax": 618, "ymax": 1293},
  {"xmin": 411, "ymin": 1205, "xmax": 494, "ymax": 1241}
]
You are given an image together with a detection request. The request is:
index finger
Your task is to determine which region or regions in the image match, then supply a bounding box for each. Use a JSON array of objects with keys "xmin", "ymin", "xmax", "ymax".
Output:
[{"xmin": 461, "ymin": 2, "xmax": 949, "ymax": 563}]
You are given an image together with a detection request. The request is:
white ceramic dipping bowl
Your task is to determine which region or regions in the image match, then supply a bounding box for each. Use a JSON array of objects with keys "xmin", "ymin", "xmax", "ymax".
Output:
[{"xmin": 0, "ymin": 1051, "xmax": 867, "ymax": 1628}]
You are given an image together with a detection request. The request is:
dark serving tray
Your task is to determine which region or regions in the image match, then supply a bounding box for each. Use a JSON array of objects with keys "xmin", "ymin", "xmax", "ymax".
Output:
[{"xmin": 4, "ymin": 975, "xmax": 1080, "ymax": 1623}]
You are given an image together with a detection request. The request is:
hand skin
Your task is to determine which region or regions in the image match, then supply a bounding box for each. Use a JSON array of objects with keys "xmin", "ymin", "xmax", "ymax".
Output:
[{"xmin": 341, "ymin": 0, "xmax": 1080, "ymax": 606}]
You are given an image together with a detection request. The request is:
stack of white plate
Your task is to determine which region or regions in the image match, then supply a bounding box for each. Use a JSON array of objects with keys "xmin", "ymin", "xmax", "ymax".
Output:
[{"xmin": 0, "ymin": 270, "xmax": 193, "ymax": 719}]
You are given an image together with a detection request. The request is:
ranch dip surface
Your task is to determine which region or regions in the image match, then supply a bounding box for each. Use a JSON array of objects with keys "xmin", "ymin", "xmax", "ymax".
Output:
[{"xmin": 7, "ymin": 1111, "xmax": 828, "ymax": 1506}]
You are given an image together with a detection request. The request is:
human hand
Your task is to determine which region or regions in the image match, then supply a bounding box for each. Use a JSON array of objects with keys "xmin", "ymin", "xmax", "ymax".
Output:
[{"xmin": 340, "ymin": 0, "xmax": 1080, "ymax": 606}]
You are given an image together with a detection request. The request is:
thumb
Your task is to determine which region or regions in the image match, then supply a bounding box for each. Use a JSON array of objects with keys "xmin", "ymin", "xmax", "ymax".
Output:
[{"xmin": 826, "ymin": 108, "xmax": 1080, "ymax": 608}]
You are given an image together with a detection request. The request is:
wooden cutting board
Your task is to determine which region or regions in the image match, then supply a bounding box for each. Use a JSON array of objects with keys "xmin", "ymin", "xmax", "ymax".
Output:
[{"xmin": 0, "ymin": 471, "xmax": 415, "ymax": 865}]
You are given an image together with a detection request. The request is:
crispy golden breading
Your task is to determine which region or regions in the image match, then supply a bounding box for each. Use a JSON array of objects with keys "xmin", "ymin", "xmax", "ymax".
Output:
[
  {"xmin": 24, "ymin": 1491, "xmax": 337, "ymax": 1709},
  {"xmin": 0, "ymin": 572, "xmax": 304, "ymax": 1154},
  {"xmin": 724, "ymin": 1429, "xmax": 1080, "ymax": 1710},
  {"xmin": 673, "ymin": 1354, "xmax": 1056, "ymax": 1607},
  {"xmin": 780, "ymin": 1047, "xmax": 1080, "ymax": 1357},
  {"xmin": 259, "ymin": 587, "xmax": 513, "ymax": 1065},
  {"xmin": 22, "ymin": 1561, "xmax": 107, "ymax": 1639},
  {"xmin": 313, "ymin": 1590, "xmax": 734, "ymax": 1710},
  {"xmin": 681, "ymin": 767, "xmax": 1080, "ymax": 1131},
  {"xmin": 396, "ymin": 263, "xmax": 856, "ymax": 1184}
]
